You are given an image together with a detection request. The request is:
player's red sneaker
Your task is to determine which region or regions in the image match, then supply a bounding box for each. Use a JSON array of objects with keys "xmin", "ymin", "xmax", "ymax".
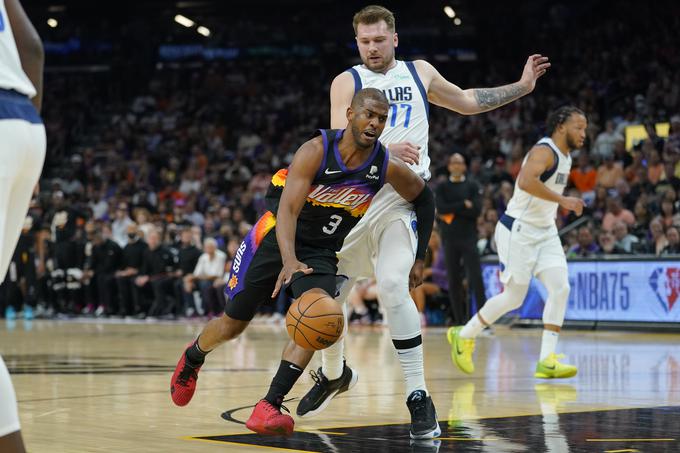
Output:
[
  {"xmin": 170, "ymin": 343, "xmax": 202, "ymax": 406},
  {"xmin": 245, "ymin": 400, "xmax": 295, "ymax": 436}
]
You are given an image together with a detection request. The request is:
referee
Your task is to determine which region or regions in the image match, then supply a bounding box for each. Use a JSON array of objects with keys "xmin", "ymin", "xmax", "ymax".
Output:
[{"xmin": 435, "ymin": 153, "xmax": 486, "ymax": 324}]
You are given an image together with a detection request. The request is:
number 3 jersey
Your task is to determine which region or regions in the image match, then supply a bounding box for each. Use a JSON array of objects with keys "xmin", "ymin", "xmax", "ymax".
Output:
[{"xmin": 265, "ymin": 128, "xmax": 389, "ymax": 252}]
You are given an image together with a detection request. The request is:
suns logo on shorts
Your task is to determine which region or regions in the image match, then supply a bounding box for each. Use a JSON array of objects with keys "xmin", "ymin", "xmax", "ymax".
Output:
[{"xmin": 228, "ymin": 275, "xmax": 238, "ymax": 290}]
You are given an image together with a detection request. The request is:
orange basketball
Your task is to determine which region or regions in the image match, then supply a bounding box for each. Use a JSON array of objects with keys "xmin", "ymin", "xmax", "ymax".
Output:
[{"xmin": 286, "ymin": 291, "xmax": 344, "ymax": 350}]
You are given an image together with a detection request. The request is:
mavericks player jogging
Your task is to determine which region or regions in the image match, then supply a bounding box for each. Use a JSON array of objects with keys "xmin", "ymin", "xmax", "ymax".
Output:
[
  {"xmin": 297, "ymin": 4, "xmax": 552, "ymax": 439},
  {"xmin": 169, "ymin": 89, "xmax": 436, "ymax": 436},
  {"xmin": 449, "ymin": 106, "xmax": 587, "ymax": 378},
  {"xmin": 0, "ymin": 1, "xmax": 45, "ymax": 453}
]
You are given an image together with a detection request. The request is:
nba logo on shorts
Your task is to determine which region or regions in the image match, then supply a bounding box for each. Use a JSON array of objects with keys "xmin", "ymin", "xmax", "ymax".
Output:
[{"xmin": 648, "ymin": 267, "xmax": 680, "ymax": 313}]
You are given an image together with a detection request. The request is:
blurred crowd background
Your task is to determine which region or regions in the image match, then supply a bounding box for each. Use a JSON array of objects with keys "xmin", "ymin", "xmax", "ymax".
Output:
[{"xmin": 1, "ymin": 0, "xmax": 679, "ymax": 324}]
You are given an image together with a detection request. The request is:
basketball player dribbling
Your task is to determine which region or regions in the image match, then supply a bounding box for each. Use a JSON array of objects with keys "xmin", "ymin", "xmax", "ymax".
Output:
[
  {"xmin": 170, "ymin": 89, "xmax": 436, "ymax": 436},
  {"xmin": 296, "ymin": 5, "xmax": 551, "ymax": 439},
  {"xmin": 0, "ymin": 1, "xmax": 46, "ymax": 452},
  {"xmin": 449, "ymin": 106, "xmax": 587, "ymax": 379}
]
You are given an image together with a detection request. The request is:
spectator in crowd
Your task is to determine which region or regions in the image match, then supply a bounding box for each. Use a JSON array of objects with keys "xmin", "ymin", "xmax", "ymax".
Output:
[
  {"xmin": 112, "ymin": 203, "xmax": 135, "ymax": 248},
  {"xmin": 601, "ymin": 196, "xmax": 636, "ymax": 231},
  {"xmin": 660, "ymin": 227, "xmax": 680, "ymax": 255},
  {"xmin": 115, "ymin": 223, "xmax": 148, "ymax": 317},
  {"xmin": 184, "ymin": 237, "xmax": 226, "ymax": 317},
  {"xmin": 596, "ymin": 154, "xmax": 624, "ymax": 189},
  {"xmin": 613, "ymin": 221, "xmax": 640, "ymax": 253},
  {"xmin": 567, "ymin": 226, "xmax": 601, "ymax": 258},
  {"xmin": 174, "ymin": 228, "xmax": 202, "ymax": 317},
  {"xmin": 656, "ymin": 198, "xmax": 680, "ymax": 229},
  {"xmin": 597, "ymin": 229, "xmax": 627, "ymax": 255},
  {"xmin": 647, "ymin": 218, "xmax": 668, "ymax": 256},
  {"xmin": 593, "ymin": 120, "xmax": 624, "ymax": 160},
  {"xmin": 569, "ymin": 152, "xmax": 597, "ymax": 197},
  {"xmin": 83, "ymin": 223, "xmax": 122, "ymax": 316},
  {"xmin": 134, "ymin": 228, "xmax": 178, "ymax": 318},
  {"xmin": 436, "ymin": 153, "xmax": 485, "ymax": 324}
]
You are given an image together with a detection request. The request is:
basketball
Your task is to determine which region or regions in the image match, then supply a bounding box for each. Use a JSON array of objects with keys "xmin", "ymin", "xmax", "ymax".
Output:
[{"xmin": 286, "ymin": 291, "xmax": 344, "ymax": 350}]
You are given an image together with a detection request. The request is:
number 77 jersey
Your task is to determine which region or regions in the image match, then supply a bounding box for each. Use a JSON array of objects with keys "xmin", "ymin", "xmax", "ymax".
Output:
[
  {"xmin": 265, "ymin": 128, "xmax": 389, "ymax": 252},
  {"xmin": 348, "ymin": 60, "xmax": 431, "ymax": 180}
]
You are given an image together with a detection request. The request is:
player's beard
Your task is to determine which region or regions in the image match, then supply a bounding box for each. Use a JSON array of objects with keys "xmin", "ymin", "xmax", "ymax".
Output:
[
  {"xmin": 566, "ymin": 134, "xmax": 582, "ymax": 151},
  {"xmin": 364, "ymin": 48, "xmax": 395, "ymax": 73}
]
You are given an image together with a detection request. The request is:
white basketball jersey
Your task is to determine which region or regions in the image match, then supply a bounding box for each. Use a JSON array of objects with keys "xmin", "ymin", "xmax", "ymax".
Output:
[
  {"xmin": 0, "ymin": 1, "xmax": 36, "ymax": 97},
  {"xmin": 349, "ymin": 60, "xmax": 431, "ymax": 180},
  {"xmin": 505, "ymin": 137, "xmax": 572, "ymax": 227}
]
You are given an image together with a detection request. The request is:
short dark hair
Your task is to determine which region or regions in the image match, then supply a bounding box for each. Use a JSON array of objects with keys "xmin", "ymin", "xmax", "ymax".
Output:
[
  {"xmin": 350, "ymin": 88, "xmax": 389, "ymax": 110},
  {"xmin": 546, "ymin": 106, "xmax": 586, "ymax": 135},
  {"xmin": 353, "ymin": 5, "xmax": 395, "ymax": 34}
]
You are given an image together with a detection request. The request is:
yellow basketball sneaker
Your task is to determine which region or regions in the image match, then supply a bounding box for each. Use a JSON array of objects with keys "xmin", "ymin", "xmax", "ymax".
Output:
[
  {"xmin": 534, "ymin": 353, "xmax": 577, "ymax": 379},
  {"xmin": 446, "ymin": 326, "xmax": 475, "ymax": 374}
]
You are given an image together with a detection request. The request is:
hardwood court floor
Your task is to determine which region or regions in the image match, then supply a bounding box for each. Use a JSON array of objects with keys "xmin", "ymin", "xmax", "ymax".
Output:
[{"xmin": 2, "ymin": 319, "xmax": 679, "ymax": 452}]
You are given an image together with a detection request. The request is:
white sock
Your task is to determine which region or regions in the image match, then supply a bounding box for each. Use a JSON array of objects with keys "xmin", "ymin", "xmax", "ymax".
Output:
[
  {"xmin": 322, "ymin": 339, "xmax": 345, "ymax": 381},
  {"xmin": 397, "ymin": 344, "xmax": 427, "ymax": 396},
  {"xmin": 460, "ymin": 314, "xmax": 484, "ymax": 338},
  {"xmin": 539, "ymin": 330, "xmax": 559, "ymax": 360}
]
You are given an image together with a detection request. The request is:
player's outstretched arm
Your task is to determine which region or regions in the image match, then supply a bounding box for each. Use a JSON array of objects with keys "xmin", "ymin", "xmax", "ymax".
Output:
[
  {"xmin": 517, "ymin": 146, "xmax": 585, "ymax": 216},
  {"xmin": 329, "ymin": 72, "xmax": 355, "ymax": 129},
  {"xmin": 6, "ymin": 0, "xmax": 44, "ymax": 111},
  {"xmin": 272, "ymin": 138, "xmax": 324, "ymax": 297},
  {"xmin": 417, "ymin": 54, "xmax": 550, "ymax": 115},
  {"xmin": 385, "ymin": 158, "xmax": 435, "ymax": 288}
]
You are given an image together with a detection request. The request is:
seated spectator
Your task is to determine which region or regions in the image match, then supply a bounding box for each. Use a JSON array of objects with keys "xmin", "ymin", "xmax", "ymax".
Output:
[
  {"xmin": 596, "ymin": 154, "xmax": 624, "ymax": 189},
  {"xmin": 174, "ymin": 228, "xmax": 202, "ymax": 316},
  {"xmin": 601, "ymin": 196, "xmax": 636, "ymax": 231},
  {"xmin": 134, "ymin": 229, "xmax": 178, "ymax": 318},
  {"xmin": 593, "ymin": 120, "xmax": 624, "ymax": 160},
  {"xmin": 647, "ymin": 149, "xmax": 666, "ymax": 186},
  {"xmin": 477, "ymin": 221, "xmax": 497, "ymax": 256},
  {"xmin": 567, "ymin": 227, "xmax": 601, "ymax": 258},
  {"xmin": 570, "ymin": 152, "xmax": 597, "ymax": 196},
  {"xmin": 624, "ymin": 150, "xmax": 644, "ymax": 184},
  {"xmin": 613, "ymin": 221, "xmax": 639, "ymax": 253},
  {"xmin": 660, "ymin": 227, "xmax": 680, "ymax": 255},
  {"xmin": 183, "ymin": 238, "xmax": 227, "ymax": 317},
  {"xmin": 598, "ymin": 230, "xmax": 627, "ymax": 255},
  {"xmin": 646, "ymin": 218, "xmax": 668, "ymax": 255},
  {"xmin": 656, "ymin": 198, "xmax": 680, "ymax": 229}
]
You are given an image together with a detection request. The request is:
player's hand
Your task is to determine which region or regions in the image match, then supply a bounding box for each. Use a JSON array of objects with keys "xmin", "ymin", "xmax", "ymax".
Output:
[
  {"xmin": 408, "ymin": 259, "xmax": 425, "ymax": 290},
  {"xmin": 388, "ymin": 142, "xmax": 421, "ymax": 165},
  {"xmin": 272, "ymin": 260, "xmax": 313, "ymax": 298},
  {"xmin": 559, "ymin": 196, "xmax": 585, "ymax": 216},
  {"xmin": 520, "ymin": 54, "xmax": 551, "ymax": 92}
]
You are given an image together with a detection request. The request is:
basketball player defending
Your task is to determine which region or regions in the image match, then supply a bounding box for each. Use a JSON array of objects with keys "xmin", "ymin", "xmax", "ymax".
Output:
[
  {"xmin": 0, "ymin": 1, "xmax": 46, "ymax": 452},
  {"xmin": 296, "ymin": 5, "xmax": 551, "ymax": 438},
  {"xmin": 170, "ymin": 89, "xmax": 436, "ymax": 436},
  {"xmin": 449, "ymin": 106, "xmax": 587, "ymax": 378}
]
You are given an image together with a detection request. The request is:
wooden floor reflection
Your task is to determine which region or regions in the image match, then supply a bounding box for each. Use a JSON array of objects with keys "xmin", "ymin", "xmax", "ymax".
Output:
[{"xmin": 2, "ymin": 319, "xmax": 679, "ymax": 452}]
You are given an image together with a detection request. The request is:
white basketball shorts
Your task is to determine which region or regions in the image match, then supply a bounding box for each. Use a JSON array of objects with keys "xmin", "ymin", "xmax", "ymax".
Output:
[{"xmin": 495, "ymin": 214, "xmax": 567, "ymax": 285}]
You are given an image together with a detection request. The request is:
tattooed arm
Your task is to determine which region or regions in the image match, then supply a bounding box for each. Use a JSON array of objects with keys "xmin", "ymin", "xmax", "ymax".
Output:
[{"xmin": 415, "ymin": 54, "xmax": 550, "ymax": 115}]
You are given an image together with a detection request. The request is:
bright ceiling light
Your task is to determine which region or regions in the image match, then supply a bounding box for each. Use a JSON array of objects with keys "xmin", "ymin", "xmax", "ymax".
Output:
[
  {"xmin": 197, "ymin": 26, "xmax": 211, "ymax": 37},
  {"xmin": 444, "ymin": 6, "xmax": 456, "ymax": 18},
  {"xmin": 174, "ymin": 14, "xmax": 195, "ymax": 28},
  {"xmin": 47, "ymin": 18, "xmax": 58, "ymax": 28},
  {"xmin": 454, "ymin": 17, "xmax": 462, "ymax": 26}
]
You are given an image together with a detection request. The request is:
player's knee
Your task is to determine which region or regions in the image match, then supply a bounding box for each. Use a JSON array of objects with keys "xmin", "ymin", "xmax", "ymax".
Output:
[
  {"xmin": 376, "ymin": 275, "xmax": 408, "ymax": 307},
  {"xmin": 549, "ymin": 278, "xmax": 570, "ymax": 304}
]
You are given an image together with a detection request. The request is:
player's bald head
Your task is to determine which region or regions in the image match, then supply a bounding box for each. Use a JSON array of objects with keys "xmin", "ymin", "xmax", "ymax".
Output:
[{"xmin": 350, "ymin": 88, "xmax": 389, "ymax": 111}]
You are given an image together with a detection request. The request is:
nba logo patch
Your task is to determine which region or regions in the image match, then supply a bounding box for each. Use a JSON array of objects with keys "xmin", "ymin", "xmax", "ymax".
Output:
[{"xmin": 649, "ymin": 267, "xmax": 680, "ymax": 313}]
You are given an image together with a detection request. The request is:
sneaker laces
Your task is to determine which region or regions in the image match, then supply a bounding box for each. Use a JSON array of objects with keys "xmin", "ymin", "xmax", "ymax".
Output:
[
  {"xmin": 176, "ymin": 363, "xmax": 197, "ymax": 387},
  {"xmin": 263, "ymin": 399, "xmax": 290, "ymax": 416},
  {"xmin": 309, "ymin": 369, "xmax": 329, "ymax": 387},
  {"xmin": 462, "ymin": 338, "xmax": 475, "ymax": 354}
]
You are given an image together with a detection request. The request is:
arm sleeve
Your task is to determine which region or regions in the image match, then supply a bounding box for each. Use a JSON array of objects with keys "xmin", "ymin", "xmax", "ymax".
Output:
[{"xmin": 413, "ymin": 185, "xmax": 436, "ymax": 260}]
